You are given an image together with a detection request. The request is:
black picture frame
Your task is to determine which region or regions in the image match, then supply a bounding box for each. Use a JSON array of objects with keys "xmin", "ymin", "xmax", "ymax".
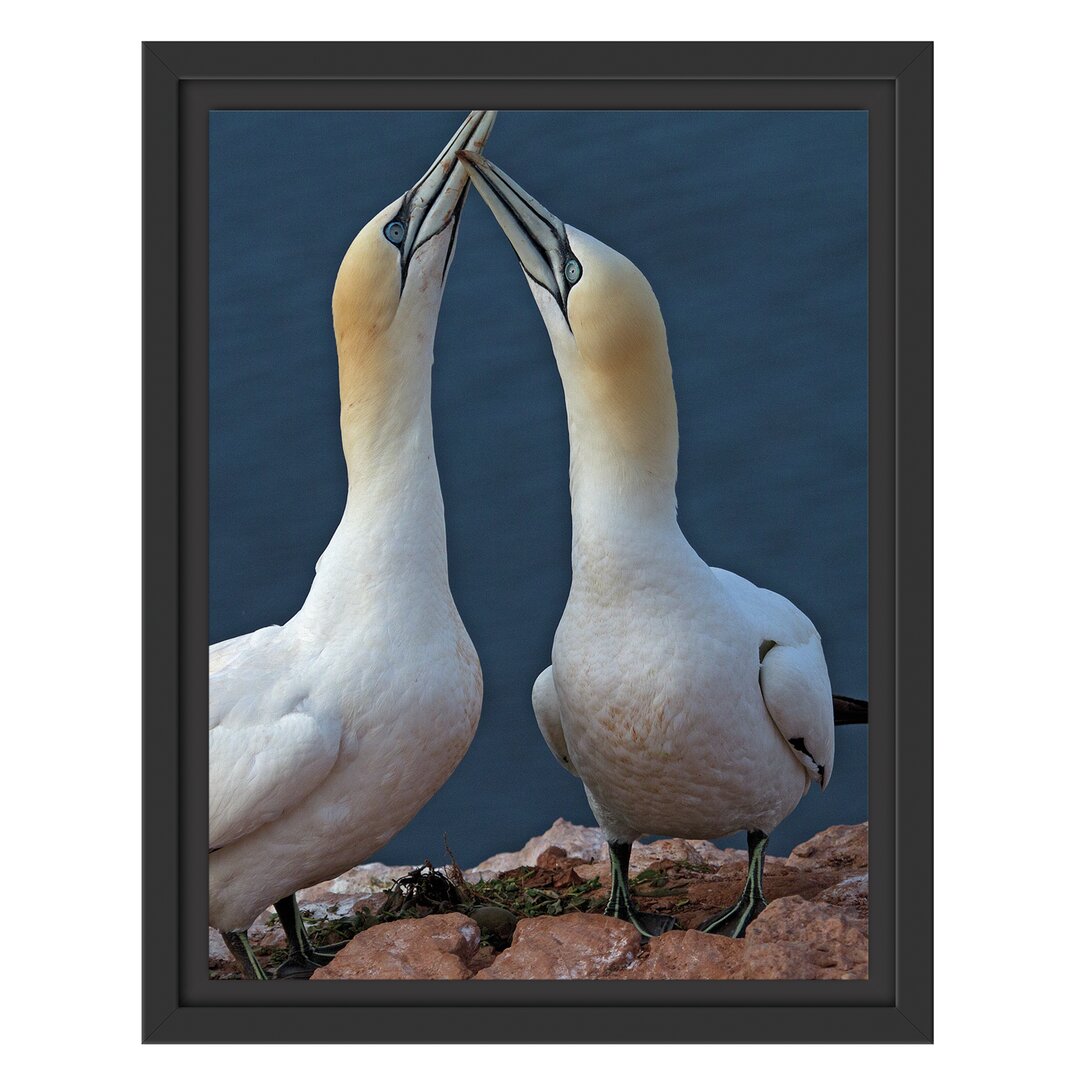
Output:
[{"xmin": 143, "ymin": 40, "xmax": 933, "ymax": 1044}]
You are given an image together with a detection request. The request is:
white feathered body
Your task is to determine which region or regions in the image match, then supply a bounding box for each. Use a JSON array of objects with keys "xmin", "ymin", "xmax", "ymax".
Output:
[
  {"xmin": 208, "ymin": 111, "xmax": 497, "ymax": 939},
  {"xmin": 537, "ymin": 528, "xmax": 832, "ymax": 844},
  {"xmin": 209, "ymin": 428, "xmax": 481, "ymax": 932},
  {"xmin": 520, "ymin": 227, "xmax": 836, "ymax": 849}
]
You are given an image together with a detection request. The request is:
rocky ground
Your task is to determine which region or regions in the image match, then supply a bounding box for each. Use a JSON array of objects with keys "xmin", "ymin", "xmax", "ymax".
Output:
[{"xmin": 209, "ymin": 819, "xmax": 868, "ymax": 980}]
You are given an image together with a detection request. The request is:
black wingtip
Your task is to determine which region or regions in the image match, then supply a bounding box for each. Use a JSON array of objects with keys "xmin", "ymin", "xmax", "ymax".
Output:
[{"xmin": 833, "ymin": 695, "xmax": 868, "ymax": 725}]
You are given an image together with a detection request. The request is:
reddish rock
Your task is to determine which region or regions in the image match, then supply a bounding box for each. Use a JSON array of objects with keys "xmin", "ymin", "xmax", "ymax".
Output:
[
  {"xmin": 475, "ymin": 913, "xmax": 640, "ymax": 980},
  {"xmin": 611, "ymin": 930, "xmax": 745, "ymax": 980},
  {"xmin": 533, "ymin": 845, "xmax": 594, "ymax": 875},
  {"xmin": 685, "ymin": 859, "xmax": 843, "ymax": 916},
  {"xmin": 290, "ymin": 893, "xmax": 374, "ymax": 920},
  {"xmin": 472, "ymin": 819, "xmax": 606, "ymax": 875},
  {"xmin": 561, "ymin": 838, "xmax": 754, "ymax": 884},
  {"xmin": 511, "ymin": 849, "xmax": 593, "ymax": 892},
  {"xmin": 739, "ymin": 943, "xmax": 830, "ymax": 980},
  {"xmin": 207, "ymin": 928, "xmax": 238, "ymax": 974},
  {"xmin": 743, "ymin": 895, "xmax": 868, "ymax": 979},
  {"xmin": 815, "ymin": 873, "xmax": 869, "ymax": 917},
  {"xmin": 247, "ymin": 910, "xmax": 287, "ymax": 948},
  {"xmin": 578, "ymin": 859, "xmax": 611, "ymax": 887},
  {"xmin": 305, "ymin": 863, "xmax": 415, "ymax": 895},
  {"xmin": 209, "ymin": 818, "xmax": 873, "ymax": 981},
  {"xmin": 535, "ymin": 845, "xmax": 570, "ymax": 869},
  {"xmin": 630, "ymin": 837, "xmax": 726, "ymax": 869},
  {"xmin": 786, "ymin": 823, "xmax": 868, "ymax": 875},
  {"xmin": 310, "ymin": 913, "xmax": 481, "ymax": 980}
]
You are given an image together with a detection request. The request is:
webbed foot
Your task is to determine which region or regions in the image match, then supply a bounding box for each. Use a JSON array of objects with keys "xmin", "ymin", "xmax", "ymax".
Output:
[
  {"xmin": 697, "ymin": 829, "xmax": 770, "ymax": 938},
  {"xmin": 603, "ymin": 839, "xmax": 679, "ymax": 938},
  {"xmin": 272, "ymin": 893, "xmax": 349, "ymax": 974},
  {"xmin": 631, "ymin": 910, "xmax": 680, "ymax": 937},
  {"xmin": 274, "ymin": 955, "xmax": 321, "ymax": 980},
  {"xmin": 696, "ymin": 895, "xmax": 767, "ymax": 938}
]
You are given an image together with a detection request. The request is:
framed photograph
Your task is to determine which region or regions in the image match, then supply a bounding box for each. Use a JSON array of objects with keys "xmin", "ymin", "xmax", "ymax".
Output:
[{"xmin": 144, "ymin": 41, "xmax": 932, "ymax": 1043}]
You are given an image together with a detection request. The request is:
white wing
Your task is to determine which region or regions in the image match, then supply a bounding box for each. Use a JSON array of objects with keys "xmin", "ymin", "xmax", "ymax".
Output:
[
  {"xmin": 209, "ymin": 708, "xmax": 342, "ymax": 851},
  {"xmin": 532, "ymin": 666, "xmax": 579, "ymax": 777},
  {"xmin": 711, "ymin": 567, "xmax": 835, "ymax": 789},
  {"xmin": 208, "ymin": 627, "xmax": 341, "ymax": 851},
  {"xmin": 758, "ymin": 637, "xmax": 835, "ymax": 788},
  {"xmin": 209, "ymin": 625, "xmax": 279, "ymax": 676}
]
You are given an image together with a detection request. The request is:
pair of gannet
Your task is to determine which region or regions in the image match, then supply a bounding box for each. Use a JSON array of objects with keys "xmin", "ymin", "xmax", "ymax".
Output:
[
  {"xmin": 211, "ymin": 112, "xmax": 855, "ymax": 979},
  {"xmin": 458, "ymin": 152, "xmax": 839, "ymax": 937},
  {"xmin": 209, "ymin": 112, "xmax": 494, "ymax": 979}
]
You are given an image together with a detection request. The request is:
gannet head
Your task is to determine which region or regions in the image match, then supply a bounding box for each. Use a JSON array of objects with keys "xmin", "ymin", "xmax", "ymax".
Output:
[
  {"xmin": 332, "ymin": 112, "xmax": 496, "ymax": 387},
  {"xmin": 458, "ymin": 151, "xmax": 678, "ymax": 488}
]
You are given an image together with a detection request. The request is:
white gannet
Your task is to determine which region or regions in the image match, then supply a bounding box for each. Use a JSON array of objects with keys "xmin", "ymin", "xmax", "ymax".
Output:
[
  {"xmin": 459, "ymin": 150, "xmax": 836, "ymax": 938},
  {"xmin": 209, "ymin": 111, "xmax": 495, "ymax": 978}
]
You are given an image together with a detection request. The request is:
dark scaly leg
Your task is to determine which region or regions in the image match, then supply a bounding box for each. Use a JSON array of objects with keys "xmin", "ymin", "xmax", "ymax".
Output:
[
  {"xmin": 220, "ymin": 929, "xmax": 269, "ymax": 980},
  {"xmin": 603, "ymin": 840, "xmax": 678, "ymax": 938},
  {"xmin": 697, "ymin": 829, "xmax": 769, "ymax": 937},
  {"xmin": 272, "ymin": 893, "xmax": 347, "ymax": 980}
]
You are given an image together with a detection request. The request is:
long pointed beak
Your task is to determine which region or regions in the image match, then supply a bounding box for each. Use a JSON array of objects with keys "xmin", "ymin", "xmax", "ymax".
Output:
[
  {"xmin": 395, "ymin": 110, "xmax": 497, "ymax": 278},
  {"xmin": 456, "ymin": 150, "xmax": 577, "ymax": 316}
]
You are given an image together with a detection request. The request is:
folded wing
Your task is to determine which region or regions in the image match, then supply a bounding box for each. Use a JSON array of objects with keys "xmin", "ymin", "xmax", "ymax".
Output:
[
  {"xmin": 209, "ymin": 708, "xmax": 342, "ymax": 851},
  {"xmin": 532, "ymin": 665, "xmax": 579, "ymax": 777},
  {"xmin": 758, "ymin": 637, "xmax": 835, "ymax": 788}
]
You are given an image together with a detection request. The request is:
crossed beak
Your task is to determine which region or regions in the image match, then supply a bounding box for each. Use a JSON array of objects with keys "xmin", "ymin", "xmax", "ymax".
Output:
[
  {"xmin": 456, "ymin": 150, "xmax": 580, "ymax": 317},
  {"xmin": 390, "ymin": 111, "xmax": 497, "ymax": 286}
]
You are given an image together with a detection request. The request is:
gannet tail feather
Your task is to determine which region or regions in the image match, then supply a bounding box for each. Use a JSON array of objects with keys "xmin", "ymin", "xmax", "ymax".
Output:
[{"xmin": 832, "ymin": 694, "xmax": 868, "ymax": 725}]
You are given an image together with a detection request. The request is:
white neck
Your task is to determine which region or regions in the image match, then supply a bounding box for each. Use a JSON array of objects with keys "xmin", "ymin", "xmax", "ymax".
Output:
[
  {"xmin": 297, "ymin": 343, "xmax": 451, "ymax": 623},
  {"xmin": 561, "ymin": 374, "xmax": 687, "ymax": 580}
]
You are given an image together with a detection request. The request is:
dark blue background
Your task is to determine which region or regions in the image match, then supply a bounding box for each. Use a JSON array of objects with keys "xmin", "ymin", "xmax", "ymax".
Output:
[{"xmin": 210, "ymin": 110, "xmax": 867, "ymax": 864}]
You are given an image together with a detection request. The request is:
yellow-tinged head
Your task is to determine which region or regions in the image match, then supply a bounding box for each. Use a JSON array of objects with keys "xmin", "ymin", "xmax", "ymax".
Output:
[
  {"xmin": 458, "ymin": 151, "xmax": 678, "ymax": 490},
  {"xmin": 332, "ymin": 112, "xmax": 496, "ymax": 423}
]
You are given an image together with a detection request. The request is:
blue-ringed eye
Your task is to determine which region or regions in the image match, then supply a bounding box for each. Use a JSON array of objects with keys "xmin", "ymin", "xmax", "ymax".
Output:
[
  {"xmin": 384, "ymin": 220, "xmax": 406, "ymax": 245},
  {"xmin": 564, "ymin": 258, "xmax": 582, "ymax": 284}
]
